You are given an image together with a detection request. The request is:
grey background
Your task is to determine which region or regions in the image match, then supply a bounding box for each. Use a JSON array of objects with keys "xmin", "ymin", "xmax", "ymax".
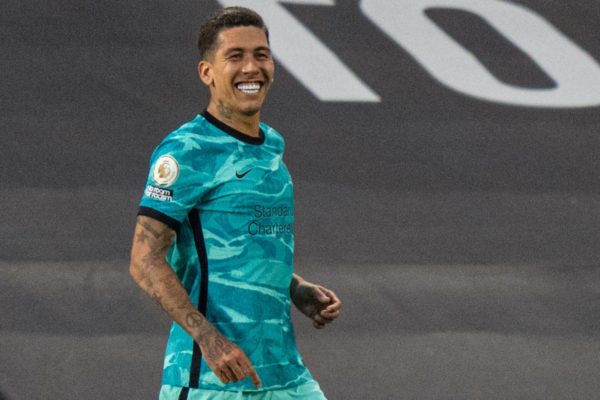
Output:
[{"xmin": 2, "ymin": 1, "xmax": 600, "ymax": 399}]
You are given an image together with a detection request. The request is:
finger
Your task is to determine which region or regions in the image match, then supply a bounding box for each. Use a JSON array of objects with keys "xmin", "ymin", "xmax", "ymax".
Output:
[
  {"xmin": 317, "ymin": 314, "xmax": 336, "ymax": 325},
  {"xmin": 315, "ymin": 309, "xmax": 338, "ymax": 322},
  {"xmin": 322, "ymin": 289, "xmax": 342, "ymax": 309},
  {"xmin": 237, "ymin": 353, "xmax": 262, "ymax": 388},
  {"xmin": 244, "ymin": 364, "xmax": 262, "ymax": 388},
  {"xmin": 220, "ymin": 365, "xmax": 236, "ymax": 383},
  {"xmin": 228, "ymin": 360, "xmax": 245, "ymax": 382},
  {"xmin": 320, "ymin": 308, "xmax": 340, "ymax": 320},
  {"xmin": 313, "ymin": 286, "xmax": 331, "ymax": 304},
  {"xmin": 313, "ymin": 320, "xmax": 325, "ymax": 329},
  {"xmin": 215, "ymin": 369, "xmax": 228, "ymax": 384},
  {"xmin": 325, "ymin": 301, "xmax": 341, "ymax": 313}
]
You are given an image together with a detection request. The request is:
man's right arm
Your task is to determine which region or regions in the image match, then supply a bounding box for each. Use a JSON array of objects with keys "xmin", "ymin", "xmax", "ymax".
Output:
[{"xmin": 129, "ymin": 215, "xmax": 261, "ymax": 387}]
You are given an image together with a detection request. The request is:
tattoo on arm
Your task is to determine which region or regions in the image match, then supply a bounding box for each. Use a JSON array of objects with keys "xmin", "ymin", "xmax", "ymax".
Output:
[
  {"xmin": 133, "ymin": 218, "xmax": 223, "ymax": 350},
  {"xmin": 132, "ymin": 217, "xmax": 183, "ymax": 312},
  {"xmin": 135, "ymin": 218, "xmax": 175, "ymax": 261},
  {"xmin": 186, "ymin": 311, "xmax": 207, "ymax": 329},
  {"xmin": 185, "ymin": 311, "xmax": 233, "ymax": 358},
  {"xmin": 206, "ymin": 335, "xmax": 233, "ymax": 360},
  {"xmin": 135, "ymin": 229, "xmax": 151, "ymax": 245},
  {"xmin": 138, "ymin": 219, "xmax": 164, "ymax": 239},
  {"xmin": 151, "ymin": 291, "xmax": 165, "ymax": 311},
  {"xmin": 204, "ymin": 333, "xmax": 234, "ymax": 363},
  {"xmin": 148, "ymin": 273, "xmax": 191, "ymax": 315}
]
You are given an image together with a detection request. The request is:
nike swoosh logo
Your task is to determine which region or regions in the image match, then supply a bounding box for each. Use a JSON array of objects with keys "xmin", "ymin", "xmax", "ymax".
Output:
[{"xmin": 236, "ymin": 169, "xmax": 252, "ymax": 179}]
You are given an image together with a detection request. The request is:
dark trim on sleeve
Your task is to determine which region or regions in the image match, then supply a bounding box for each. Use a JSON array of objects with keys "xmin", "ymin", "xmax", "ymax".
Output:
[
  {"xmin": 188, "ymin": 209, "xmax": 210, "ymax": 388},
  {"xmin": 137, "ymin": 206, "xmax": 181, "ymax": 231},
  {"xmin": 202, "ymin": 109, "xmax": 265, "ymax": 145},
  {"xmin": 177, "ymin": 386, "xmax": 189, "ymax": 400}
]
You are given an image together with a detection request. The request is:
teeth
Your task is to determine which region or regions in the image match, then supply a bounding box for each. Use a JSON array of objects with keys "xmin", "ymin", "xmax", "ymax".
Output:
[{"xmin": 236, "ymin": 82, "xmax": 261, "ymax": 93}]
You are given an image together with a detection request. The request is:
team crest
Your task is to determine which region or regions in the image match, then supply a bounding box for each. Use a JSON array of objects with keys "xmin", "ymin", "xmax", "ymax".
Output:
[{"xmin": 152, "ymin": 155, "xmax": 179, "ymax": 186}]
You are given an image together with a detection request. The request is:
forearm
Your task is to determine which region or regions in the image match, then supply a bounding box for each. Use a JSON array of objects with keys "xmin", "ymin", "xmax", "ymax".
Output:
[
  {"xmin": 130, "ymin": 216, "xmax": 217, "ymax": 342},
  {"xmin": 131, "ymin": 257, "xmax": 215, "ymax": 341},
  {"xmin": 130, "ymin": 213, "xmax": 261, "ymax": 386}
]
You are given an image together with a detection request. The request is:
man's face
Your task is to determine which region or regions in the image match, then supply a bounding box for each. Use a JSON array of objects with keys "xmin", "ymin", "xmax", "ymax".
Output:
[{"xmin": 200, "ymin": 26, "xmax": 274, "ymax": 118}]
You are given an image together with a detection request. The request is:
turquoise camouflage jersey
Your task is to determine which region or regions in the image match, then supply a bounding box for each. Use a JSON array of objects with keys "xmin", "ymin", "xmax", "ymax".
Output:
[{"xmin": 138, "ymin": 111, "xmax": 314, "ymax": 393}]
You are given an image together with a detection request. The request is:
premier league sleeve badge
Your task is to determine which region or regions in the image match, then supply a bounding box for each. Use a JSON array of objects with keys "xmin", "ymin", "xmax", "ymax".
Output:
[{"xmin": 152, "ymin": 155, "xmax": 179, "ymax": 187}]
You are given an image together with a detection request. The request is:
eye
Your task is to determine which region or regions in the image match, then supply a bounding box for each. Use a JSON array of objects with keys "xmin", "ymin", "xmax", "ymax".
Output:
[
  {"xmin": 227, "ymin": 52, "xmax": 243, "ymax": 61},
  {"xmin": 256, "ymin": 51, "xmax": 271, "ymax": 61}
]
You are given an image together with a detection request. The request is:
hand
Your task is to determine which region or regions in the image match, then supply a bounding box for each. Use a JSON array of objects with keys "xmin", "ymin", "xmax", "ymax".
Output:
[
  {"xmin": 291, "ymin": 280, "xmax": 342, "ymax": 329},
  {"xmin": 197, "ymin": 329, "xmax": 261, "ymax": 388}
]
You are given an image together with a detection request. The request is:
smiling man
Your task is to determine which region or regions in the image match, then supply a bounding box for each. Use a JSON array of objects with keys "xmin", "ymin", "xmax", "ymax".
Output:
[{"xmin": 129, "ymin": 7, "xmax": 341, "ymax": 400}]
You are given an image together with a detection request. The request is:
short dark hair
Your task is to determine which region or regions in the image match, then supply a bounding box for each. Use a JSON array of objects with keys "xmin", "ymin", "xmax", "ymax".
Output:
[{"xmin": 198, "ymin": 7, "xmax": 269, "ymax": 60}]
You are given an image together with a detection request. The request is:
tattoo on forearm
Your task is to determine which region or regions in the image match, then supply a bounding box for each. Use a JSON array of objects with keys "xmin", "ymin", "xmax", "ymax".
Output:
[
  {"xmin": 184, "ymin": 313, "xmax": 237, "ymax": 363},
  {"xmin": 204, "ymin": 334, "xmax": 234, "ymax": 364},
  {"xmin": 215, "ymin": 337, "xmax": 233, "ymax": 355},
  {"xmin": 151, "ymin": 291, "xmax": 166, "ymax": 311},
  {"xmin": 186, "ymin": 312, "xmax": 207, "ymax": 329},
  {"xmin": 158, "ymin": 274, "xmax": 178, "ymax": 290},
  {"xmin": 144, "ymin": 273, "xmax": 191, "ymax": 315}
]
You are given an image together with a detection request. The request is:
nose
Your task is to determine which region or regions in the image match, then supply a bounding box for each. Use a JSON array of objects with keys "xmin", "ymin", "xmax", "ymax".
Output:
[{"xmin": 241, "ymin": 55, "xmax": 260, "ymax": 74}]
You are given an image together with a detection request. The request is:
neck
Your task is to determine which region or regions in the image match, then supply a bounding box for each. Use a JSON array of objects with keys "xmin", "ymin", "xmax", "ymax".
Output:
[{"xmin": 207, "ymin": 101, "xmax": 261, "ymax": 137}]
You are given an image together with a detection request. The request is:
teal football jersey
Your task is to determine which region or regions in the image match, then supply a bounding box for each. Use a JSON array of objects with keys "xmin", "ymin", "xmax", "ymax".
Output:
[{"xmin": 138, "ymin": 111, "xmax": 313, "ymax": 392}]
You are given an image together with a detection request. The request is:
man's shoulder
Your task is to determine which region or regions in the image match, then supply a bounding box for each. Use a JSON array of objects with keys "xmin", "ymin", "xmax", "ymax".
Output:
[
  {"xmin": 157, "ymin": 115, "xmax": 231, "ymax": 150},
  {"xmin": 147, "ymin": 115, "xmax": 233, "ymax": 172},
  {"xmin": 165, "ymin": 114, "xmax": 214, "ymax": 140},
  {"xmin": 259, "ymin": 122, "xmax": 286, "ymax": 154},
  {"xmin": 259, "ymin": 121, "xmax": 282, "ymax": 137}
]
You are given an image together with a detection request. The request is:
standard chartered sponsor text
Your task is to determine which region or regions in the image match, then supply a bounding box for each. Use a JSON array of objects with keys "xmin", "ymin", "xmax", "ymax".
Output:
[{"xmin": 248, "ymin": 204, "xmax": 294, "ymax": 236}]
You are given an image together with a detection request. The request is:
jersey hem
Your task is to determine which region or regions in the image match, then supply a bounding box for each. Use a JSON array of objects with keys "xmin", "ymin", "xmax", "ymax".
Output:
[{"xmin": 163, "ymin": 379, "xmax": 311, "ymax": 394}]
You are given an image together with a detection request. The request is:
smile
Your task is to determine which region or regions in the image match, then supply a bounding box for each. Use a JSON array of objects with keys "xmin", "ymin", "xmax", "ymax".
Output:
[{"xmin": 236, "ymin": 82, "xmax": 262, "ymax": 94}]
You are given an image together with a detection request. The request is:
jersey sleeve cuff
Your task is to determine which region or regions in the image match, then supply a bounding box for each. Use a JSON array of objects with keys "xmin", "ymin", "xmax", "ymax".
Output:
[{"xmin": 137, "ymin": 206, "xmax": 181, "ymax": 231}]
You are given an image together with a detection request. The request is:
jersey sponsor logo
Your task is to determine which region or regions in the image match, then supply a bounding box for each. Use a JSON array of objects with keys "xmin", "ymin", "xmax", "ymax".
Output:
[
  {"xmin": 248, "ymin": 204, "xmax": 294, "ymax": 236},
  {"xmin": 248, "ymin": 221, "xmax": 293, "ymax": 236},
  {"xmin": 235, "ymin": 169, "xmax": 253, "ymax": 179},
  {"xmin": 253, "ymin": 204, "xmax": 294, "ymax": 219},
  {"xmin": 145, "ymin": 185, "xmax": 174, "ymax": 202},
  {"xmin": 152, "ymin": 155, "xmax": 179, "ymax": 186}
]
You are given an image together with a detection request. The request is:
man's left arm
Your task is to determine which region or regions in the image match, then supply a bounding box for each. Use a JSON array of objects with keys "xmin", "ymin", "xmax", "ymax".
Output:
[{"xmin": 290, "ymin": 273, "xmax": 342, "ymax": 329}]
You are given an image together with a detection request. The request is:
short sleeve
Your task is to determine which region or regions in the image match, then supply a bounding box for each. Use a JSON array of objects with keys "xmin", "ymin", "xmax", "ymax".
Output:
[{"xmin": 138, "ymin": 132, "xmax": 210, "ymax": 230}]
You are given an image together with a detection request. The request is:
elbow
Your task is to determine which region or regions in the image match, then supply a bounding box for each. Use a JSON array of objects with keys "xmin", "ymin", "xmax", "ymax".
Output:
[{"xmin": 129, "ymin": 253, "xmax": 144, "ymax": 284}]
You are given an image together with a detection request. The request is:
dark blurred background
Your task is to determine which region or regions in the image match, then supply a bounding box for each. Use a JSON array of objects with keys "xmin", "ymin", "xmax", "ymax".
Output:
[{"xmin": 2, "ymin": 1, "xmax": 600, "ymax": 399}]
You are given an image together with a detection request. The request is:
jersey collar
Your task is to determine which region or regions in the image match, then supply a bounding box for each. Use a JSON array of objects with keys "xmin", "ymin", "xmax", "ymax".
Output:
[{"xmin": 202, "ymin": 110, "xmax": 266, "ymax": 145}]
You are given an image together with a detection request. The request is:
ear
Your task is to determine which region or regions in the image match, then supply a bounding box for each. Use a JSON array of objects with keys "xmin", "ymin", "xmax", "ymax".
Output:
[{"xmin": 198, "ymin": 60, "xmax": 213, "ymax": 87}]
